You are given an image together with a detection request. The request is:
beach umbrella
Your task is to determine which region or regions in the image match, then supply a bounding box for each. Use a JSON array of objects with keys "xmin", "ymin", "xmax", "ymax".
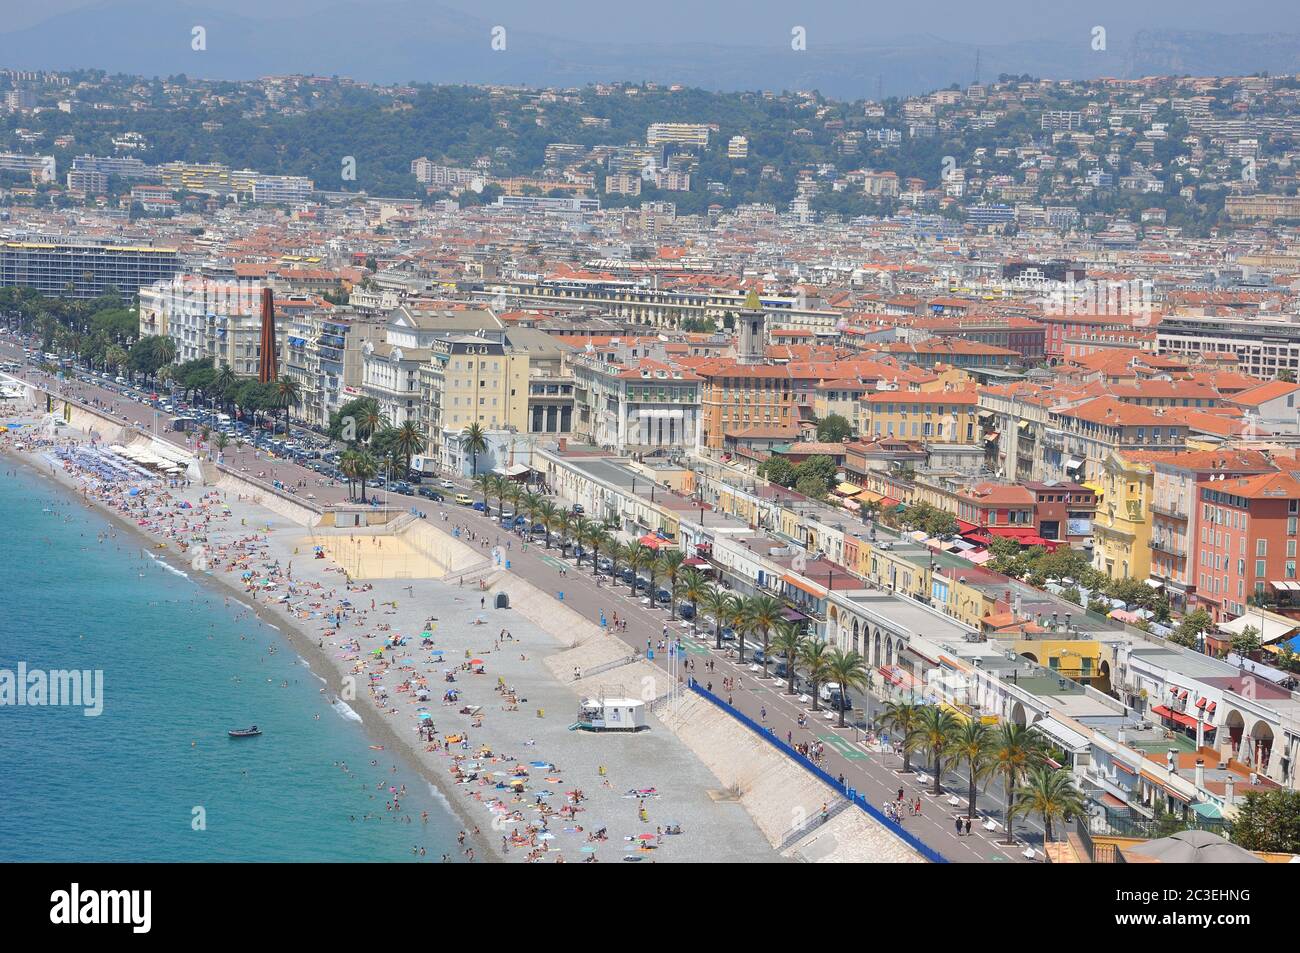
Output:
[
  {"xmin": 538, "ymin": 832, "xmax": 555, "ymax": 840},
  {"xmin": 637, "ymin": 834, "xmax": 657, "ymax": 841},
  {"xmin": 470, "ymin": 658, "xmax": 484, "ymax": 665},
  {"xmin": 580, "ymin": 845, "xmax": 597, "ymax": 853}
]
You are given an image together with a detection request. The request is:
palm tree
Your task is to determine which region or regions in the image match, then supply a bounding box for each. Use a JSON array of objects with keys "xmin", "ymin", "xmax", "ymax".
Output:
[
  {"xmin": 213, "ymin": 431, "xmax": 229, "ymax": 460},
  {"xmin": 503, "ymin": 481, "xmax": 523, "ymax": 517},
  {"xmin": 392, "ymin": 420, "xmax": 426, "ymax": 478},
  {"xmin": 587, "ymin": 528, "xmax": 612, "ymax": 576},
  {"xmin": 571, "ymin": 516, "xmax": 593, "ymax": 565},
  {"xmin": 522, "ymin": 492, "xmax": 546, "ymax": 540},
  {"xmin": 744, "ymin": 593, "xmax": 785, "ymax": 678},
  {"xmin": 487, "ymin": 474, "xmax": 509, "ymax": 518},
  {"xmin": 908, "ymin": 706, "xmax": 960, "ymax": 796},
  {"xmin": 536, "ymin": 501, "xmax": 558, "ymax": 549},
  {"xmin": 460, "ymin": 422, "xmax": 488, "ymax": 475},
  {"xmin": 339, "ymin": 450, "xmax": 360, "ymax": 500},
  {"xmin": 990, "ymin": 722, "xmax": 1049, "ymax": 845},
  {"xmin": 608, "ymin": 541, "xmax": 631, "ymax": 583},
  {"xmin": 357, "ymin": 399, "xmax": 387, "ymax": 446},
  {"xmin": 824, "ymin": 648, "xmax": 871, "ymax": 728},
  {"xmin": 879, "ymin": 701, "xmax": 924, "ymax": 773},
  {"xmin": 473, "ymin": 473, "xmax": 494, "ymax": 510},
  {"xmin": 798, "ymin": 639, "xmax": 833, "ymax": 711},
  {"xmin": 214, "ymin": 365, "xmax": 238, "ymax": 415},
  {"xmin": 625, "ymin": 543, "xmax": 654, "ymax": 595},
  {"xmin": 677, "ymin": 568, "xmax": 709, "ymax": 633},
  {"xmin": 950, "ymin": 720, "xmax": 995, "ymax": 820},
  {"xmin": 1012, "ymin": 766, "xmax": 1085, "ymax": 845},
  {"xmin": 769, "ymin": 621, "xmax": 807, "ymax": 695},
  {"xmin": 154, "ymin": 335, "xmax": 177, "ymax": 367},
  {"xmin": 724, "ymin": 594, "xmax": 752, "ymax": 663},
  {"xmin": 351, "ymin": 450, "xmax": 378, "ymax": 503},
  {"xmin": 697, "ymin": 585, "xmax": 732, "ymax": 650},
  {"xmin": 553, "ymin": 511, "xmax": 575, "ymax": 559},
  {"xmin": 655, "ymin": 549, "xmax": 686, "ymax": 619},
  {"xmin": 274, "ymin": 375, "xmax": 301, "ymax": 440}
]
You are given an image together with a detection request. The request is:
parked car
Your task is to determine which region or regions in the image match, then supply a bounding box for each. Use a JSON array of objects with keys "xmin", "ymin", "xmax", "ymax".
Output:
[
  {"xmin": 417, "ymin": 487, "xmax": 443, "ymax": 501},
  {"xmin": 677, "ymin": 602, "xmax": 695, "ymax": 620},
  {"xmin": 454, "ymin": 493, "xmax": 473, "ymax": 506},
  {"xmin": 471, "ymin": 501, "xmax": 487, "ymax": 512}
]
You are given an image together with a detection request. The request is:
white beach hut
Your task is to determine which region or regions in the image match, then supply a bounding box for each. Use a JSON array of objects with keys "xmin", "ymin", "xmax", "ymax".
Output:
[{"xmin": 574, "ymin": 696, "xmax": 647, "ymax": 732}]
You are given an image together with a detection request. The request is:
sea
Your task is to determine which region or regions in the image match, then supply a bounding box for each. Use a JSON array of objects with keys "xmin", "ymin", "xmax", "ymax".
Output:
[{"xmin": 0, "ymin": 463, "xmax": 463, "ymax": 862}]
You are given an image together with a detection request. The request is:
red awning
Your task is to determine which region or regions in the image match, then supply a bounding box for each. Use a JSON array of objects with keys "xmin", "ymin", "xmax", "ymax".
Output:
[
  {"xmin": 1196, "ymin": 697, "xmax": 1207, "ymax": 709},
  {"xmin": 683, "ymin": 556, "xmax": 709, "ymax": 567},
  {"xmin": 1114, "ymin": 761, "xmax": 1137, "ymax": 776},
  {"xmin": 956, "ymin": 519, "xmax": 980, "ymax": 534},
  {"xmin": 638, "ymin": 534, "xmax": 672, "ymax": 550},
  {"xmin": 878, "ymin": 666, "xmax": 903, "ymax": 686},
  {"xmin": 1151, "ymin": 704, "xmax": 1199, "ymax": 729},
  {"xmin": 988, "ymin": 526, "xmax": 1038, "ymax": 540}
]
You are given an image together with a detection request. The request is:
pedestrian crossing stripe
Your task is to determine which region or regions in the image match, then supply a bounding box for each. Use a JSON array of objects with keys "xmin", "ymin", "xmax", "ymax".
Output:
[{"xmin": 816, "ymin": 733, "xmax": 868, "ymax": 760}]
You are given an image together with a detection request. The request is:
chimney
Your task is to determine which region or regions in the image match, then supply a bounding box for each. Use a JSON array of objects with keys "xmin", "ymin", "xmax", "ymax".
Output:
[
  {"xmin": 1167, "ymin": 748, "xmax": 1178, "ymax": 774},
  {"xmin": 1224, "ymin": 775, "xmax": 1235, "ymax": 805},
  {"xmin": 1194, "ymin": 758, "xmax": 1205, "ymax": 789},
  {"xmin": 1117, "ymin": 727, "xmax": 1126, "ymax": 745}
]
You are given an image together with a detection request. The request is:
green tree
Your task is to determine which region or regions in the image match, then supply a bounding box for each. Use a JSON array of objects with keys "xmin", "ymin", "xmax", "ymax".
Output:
[
  {"xmin": 392, "ymin": 420, "xmax": 426, "ymax": 477},
  {"xmin": 908, "ymin": 706, "xmax": 960, "ymax": 795},
  {"xmin": 949, "ymin": 720, "xmax": 995, "ymax": 820},
  {"xmin": 880, "ymin": 701, "xmax": 924, "ymax": 773},
  {"xmin": 798, "ymin": 639, "xmax": 833, "ymax": 712},
  {"xmin": 460, "ymin": 422, "xmax": 488, "ymax": 475},
  {"xmin": 1231, "ymin": 624, "xmax": 1262, "ymax": 658},
  {"xmin": 758, "ymin": 456, "xmax": 796, "ymax": 487},
  {"xmin": 769, "ymin": 621, "xmax": 808, "ymax": 696},
  {"xmin": 1012, "ymin": 766, "xmax": 1085, "ymax": 844},
  {"xmin": 743, "ymin": 593, "xmax": 785, "ymax": 678},
  {"xmin": 697, "ymin": 585, "xmax": 732, "ymax": 651},
  {"xmin": 824, "ymin": 648, "xmax": 871, "ymax": 728},
  {"xmin": 991, "ymin": 722, "xmax": 1049, "ymax": 845},
  {"xmin": 1230, "ymin": 789, "xmax": 1300, "ymax": 853},
  {"xmin": 815, "ymin": 413, "xmax": 853, "ymax": 442}
]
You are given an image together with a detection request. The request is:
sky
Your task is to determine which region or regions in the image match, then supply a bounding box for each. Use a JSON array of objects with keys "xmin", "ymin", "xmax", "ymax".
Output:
[{"xmin": 6, "ymin": 0, "xmax": 1300, "ymax": 47}]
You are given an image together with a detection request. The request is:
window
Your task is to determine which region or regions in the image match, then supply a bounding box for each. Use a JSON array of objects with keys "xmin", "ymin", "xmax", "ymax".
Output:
[{"xmin": 1257, "ymin": 539, "xmax": 1267, "ymax": 557}]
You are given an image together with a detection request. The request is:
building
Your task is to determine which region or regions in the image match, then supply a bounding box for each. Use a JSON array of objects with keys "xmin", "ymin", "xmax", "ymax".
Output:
[
  {"xmin": 0, "ymin": 152, "xmax": 54, "ymax": 183},
  {"xmin": 859, "ymin": 388, "xmax": 980, "ymax": 443},
  {"xmin": 1225, "ymin": 194, "xmax": 1300, "ymax": 222},
  {"xmin": 568, "ymin": 351, "xmax": 702, "ymax": 453},
  {"xmin": 251, "ymin": 174, "xmax": 313, "ymax": 204},
  {"xmin": 3, "ymin": 239, "xmax": 181, "ymax": 302},
  {"xmin": 1158, "ymin": 312, "xmax": 1300, "ymax": 379},
  {"xmin": 646, "ymin": 123, "xmax": 710, "ymax": 148},
  {"xmin": 727, "ymin": 136, "xmax": 749, "ymax": 159}
]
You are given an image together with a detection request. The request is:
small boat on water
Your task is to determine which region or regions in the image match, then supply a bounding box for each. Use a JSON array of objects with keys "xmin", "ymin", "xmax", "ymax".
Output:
[{"xmin": 228, "ymin": 725, "xmax": 262, "ymax": 738}]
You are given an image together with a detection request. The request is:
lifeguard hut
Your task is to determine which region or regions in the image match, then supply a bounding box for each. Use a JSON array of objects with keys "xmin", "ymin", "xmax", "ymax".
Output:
[{"xmin": 573, "ymin": 692, "xmax": 647, "ymax": 732}]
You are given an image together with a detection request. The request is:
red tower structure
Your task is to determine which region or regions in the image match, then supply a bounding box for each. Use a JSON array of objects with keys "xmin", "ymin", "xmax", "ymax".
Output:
[{"xmin": 257, "ymin": 286, "xmax": 277, "ymax": 383}]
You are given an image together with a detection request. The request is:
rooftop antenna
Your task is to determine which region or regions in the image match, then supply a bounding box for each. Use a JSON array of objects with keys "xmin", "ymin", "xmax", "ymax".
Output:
[{"xmin": 974, "ymin": 49, "xmax": 981, "ymax": 86}]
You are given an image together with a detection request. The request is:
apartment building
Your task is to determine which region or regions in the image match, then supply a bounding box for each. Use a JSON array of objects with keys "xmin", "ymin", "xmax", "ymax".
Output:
[
  {"xmin": 646, "ymin": 123, "xmax": 710, "ymax": 148},
  {"xmin": 4, "ymin": 239, "xmax": 181, "ymax": 302},
  {"xmin": 1158, "ymin": 312, "xmax": 1300, "ymax": 379},
  {"xmin": 1148, "ymin": 450, "xmax": 1278, "ymax": 616},
  {"xmin": 1040, "ymin": 397, "xmax": 1188, "ymax": 486},
  {"xmin": 0, "ymin": 152, "xmax": 54, "ymax": 183},
  {"xmin": 138, "ymin": 275, "xmax": 283, "ymax": 376},
  {"xmin": 859, "ymin": 388, "xmax": 980, "ymax": 443},
  {"xmin": 568, "ymin": 351, "xmax": 702, "ymax": 452},
  {"xmin": 279, "ymin": 311, "xmax": 381, "ymax": 427}
]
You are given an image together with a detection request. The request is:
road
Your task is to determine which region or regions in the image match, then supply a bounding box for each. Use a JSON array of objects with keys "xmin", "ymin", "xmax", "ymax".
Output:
[{"xmin": 2, "ymin": 337, "xmax": 1040, "ymax": 862}]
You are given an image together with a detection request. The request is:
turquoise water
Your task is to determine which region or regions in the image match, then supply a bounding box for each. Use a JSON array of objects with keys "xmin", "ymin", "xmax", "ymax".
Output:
[{"xmin": 0, "ymin": 463, "xmax": 462, "ymax": 862}]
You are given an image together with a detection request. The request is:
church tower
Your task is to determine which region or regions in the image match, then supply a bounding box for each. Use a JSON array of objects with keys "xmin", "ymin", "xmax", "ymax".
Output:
[{"xmin": 736, "ymin": 287, "xmax": 767, "ymax": 365}]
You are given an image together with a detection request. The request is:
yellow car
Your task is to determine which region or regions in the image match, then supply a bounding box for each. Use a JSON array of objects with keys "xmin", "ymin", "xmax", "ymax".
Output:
[{"xmin": 454, "ymin": 493, "xmax": 473, "ymax": 506}]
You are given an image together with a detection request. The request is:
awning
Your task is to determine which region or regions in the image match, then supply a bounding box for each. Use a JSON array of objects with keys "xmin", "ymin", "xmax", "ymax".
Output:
[
  {"xmin": 1145, "ymin": 578, "xmax": 1163, "ymax": 589},
  {"xmin": 1033, "ymin": 716, "xmax": 1091, "ymax": 753},
  {"xmin": 782, "ymin": 574, "xmax": 827, "ymax": 598},
  {"xmin": 1216, "ymin": 613, "xmax": 1297, "ymax": 644},
  {"xmin": 1114, "ymin": 761, "xmax": 1137, "ymax": 776},
  {"xmin": 878, "ymin": 666, "xmax": 903, "ymax": 686},
  {"xmin": 1017, "ymin": 420, "xmax": 1030, "ymax": 431},
  {"xmin": 638, "ymin": 534, "xmax": 673, "ymax": 550},
  {"xmin": 836, "ymin": 482, "xmax": 862, "ymax": 495},
  {"xmin": 1151, "ymin": 704, "xmax": 1199, "ymax": 729},
  {"xmin": 1065, "ymin": 457, "xmax": 1085, "ymax": 471},
  {"xmin": 855, "ymin": 489, "xmax": 884, "ymax": 504},
  {"xmin": 1271, "ymin": 580, "xmax": 1300, "ymax": 591},
  {"xmin": 492, "ymin": 463, "xmax": 530, "ymax": 477},
  {"xmin": 1083, "ymin": 480, "xmax": 1104, "ymax": 496},
  {"xmin": 683, "ymin": 556, "xmax": 709, "ymax": 567}
]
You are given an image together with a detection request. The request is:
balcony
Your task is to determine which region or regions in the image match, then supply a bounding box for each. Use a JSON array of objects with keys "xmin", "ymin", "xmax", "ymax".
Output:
[
  {"xmin": 1148, "ymin": 536, "xmax": 1187, "ymax": 557},
  {"xmin": 1151, "ymin": 500, "xmax": 1188, "ymax": 520}
]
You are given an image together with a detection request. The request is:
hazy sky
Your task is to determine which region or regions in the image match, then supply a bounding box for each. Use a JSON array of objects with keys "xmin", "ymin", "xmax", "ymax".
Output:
[{"xmin": 7, "ymin": 0, "xmax": 1300, "ymax": 46}]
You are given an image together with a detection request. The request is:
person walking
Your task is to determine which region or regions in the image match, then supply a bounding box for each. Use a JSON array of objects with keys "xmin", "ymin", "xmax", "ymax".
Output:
[{"xmin": 954, "ymin": 816, "xmax": 963, "ymax": 836}]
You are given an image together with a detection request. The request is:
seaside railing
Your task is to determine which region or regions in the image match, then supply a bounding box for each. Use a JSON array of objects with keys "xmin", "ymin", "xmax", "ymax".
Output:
[{"xmin": 686, "ymin": 678, "xmax": 949, "ymax": 864}]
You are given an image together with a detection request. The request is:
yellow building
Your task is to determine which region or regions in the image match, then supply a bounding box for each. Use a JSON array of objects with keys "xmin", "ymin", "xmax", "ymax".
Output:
[
  {"xmin": 1092, "ymin": 449, "xmax": 1153, "ymax": 582},
  {"xmin": 424, "ymin": 336, "xmax": 530, "ymax": 444},
  {"xmin": 857, "ymin": 387, "xmax": 981, "ymax": 443},
  {"xmin": 1011, "ymin": 637, "xmax": 1106, "ymax": 687}
]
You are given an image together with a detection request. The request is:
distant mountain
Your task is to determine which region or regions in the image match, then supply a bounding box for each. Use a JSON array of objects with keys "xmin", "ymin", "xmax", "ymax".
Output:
[{"xmin": 0, "ymin": 2, "xmax": 1295, "ymax": 97}]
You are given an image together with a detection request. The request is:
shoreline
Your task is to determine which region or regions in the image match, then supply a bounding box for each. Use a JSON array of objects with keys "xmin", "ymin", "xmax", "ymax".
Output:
[
  {"xmin": 0, "ymin": 437, "xmax": 503, "ymax": 864},
  {"xmin": 2, "ymin": 420, "xmax": 782, "ymax": 863}
]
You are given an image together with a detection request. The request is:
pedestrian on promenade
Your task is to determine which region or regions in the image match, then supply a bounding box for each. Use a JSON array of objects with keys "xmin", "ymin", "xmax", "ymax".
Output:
[
  {"xmin": 964, "ymin": 816, "xmax": 972, "ymax": 836},
  {"xmin": 955, "ymin": 816, "xmax": 963, "ymax": 836},
  {"xmin": 760, "ymin": 706, "xmax": 766, "ymax": 721}
]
